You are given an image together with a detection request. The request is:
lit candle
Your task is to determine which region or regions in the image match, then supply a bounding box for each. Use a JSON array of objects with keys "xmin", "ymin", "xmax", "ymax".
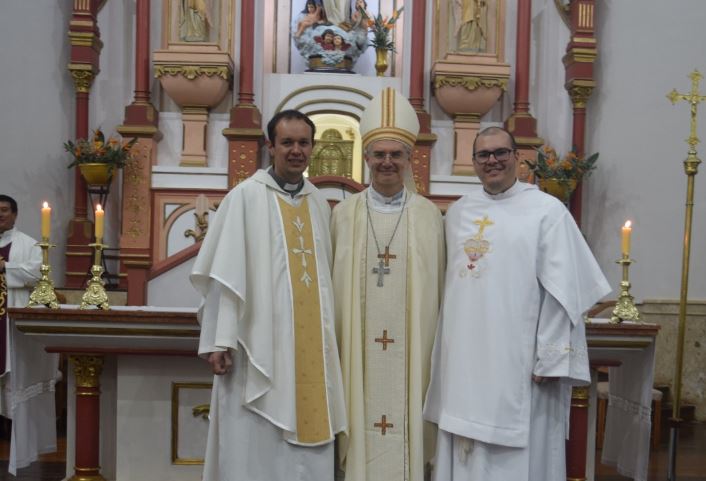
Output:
[
  {"xmin": 621, "ymin": 220, "xmax": 632, "ymax": 256},
  {"xmin": 95, "ymin": 204, "xmax": 105, "ymax": 240},
  {"xmin": 41, "ymin": 202, "xmax": 51, "ymax": 240}
]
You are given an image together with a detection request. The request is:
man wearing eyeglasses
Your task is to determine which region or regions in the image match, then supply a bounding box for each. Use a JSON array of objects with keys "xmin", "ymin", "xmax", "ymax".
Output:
[
  {"xmin": 331, "ymin": 88, "xmax": 445, "ymax": 481},
  {"xmin": 423, "ymin": 126, "xmax": 610, "ymax": 481}
]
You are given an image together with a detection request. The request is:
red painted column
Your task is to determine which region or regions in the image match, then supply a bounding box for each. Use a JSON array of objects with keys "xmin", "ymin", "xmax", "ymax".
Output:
[
  {"xmin": 69, "ymin": 355, "xmax": 105, "ymax": 481},
  {"xmin": 117, "ymin": 0, "xmax": 160, "ymax": 301},
  {"xmin": 564, "ymin": 0, "xmax": 598, "ymax": 224},
  {"xmin": 407, "ymin": 0, "xmax": 436, "ymax": 195},
  {"xmin": 566, "ymin": 386, "xmax": 590, "ymax": 481},
  {"xmin": 513, "ymin": 0, "xmax": 531, "ymax": 116},
  {"xmin": 505, "ymin": 0, "xmax": 542, "ymax": 182},
  {"xmin": 65, "ymin": 0, "xmax": 102, "ymax": 288},
  {"xmin": 223, "ymin": 0, "xmax": 264, "ymax": 188}
]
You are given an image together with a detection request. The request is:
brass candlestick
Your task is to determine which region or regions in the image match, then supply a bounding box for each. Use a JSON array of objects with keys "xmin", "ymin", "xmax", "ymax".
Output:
[
  {"xmin": 27, "ymin": 239, "xmax": 59, "ymax": 309},
  {"xmin": 610, "ymin": 255, "xmax": 640, "ymax": 323},
  {"xmin": 80, "ymin": 240, "xmax": 110, "ymax": 310}
]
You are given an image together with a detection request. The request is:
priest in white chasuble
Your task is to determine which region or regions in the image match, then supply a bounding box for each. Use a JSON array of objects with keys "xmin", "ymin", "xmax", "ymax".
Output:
[
  {"xmin": 423, "ymin": 127, "xmax": 611, "ymax": 481},
  {"xmin": 0, "ymin": 194, "xmax": 59, "ymax": 475},
  {"xmin": 191, "ymin": 110, "xmax": 346, "ymax": 481},
  {"xmin": 332, "ymin": 88, "xmax": 445, "ymax": 481}
]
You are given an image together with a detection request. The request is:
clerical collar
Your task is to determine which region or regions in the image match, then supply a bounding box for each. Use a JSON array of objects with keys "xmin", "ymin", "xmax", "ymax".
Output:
[
  {"xmin": 483, "ymin": 180, "xmax": 523, "ymax": 200},
  {"xmin": 0, "ymin": 228, "xmax": 14, "ymax": 247},
  {"xmin": 368, "ymin": 187, "xmax": 407, "ymax": 213},
  {"xmin": 268, "ymin": 168, "xmax": 304, "ymax": 197}
]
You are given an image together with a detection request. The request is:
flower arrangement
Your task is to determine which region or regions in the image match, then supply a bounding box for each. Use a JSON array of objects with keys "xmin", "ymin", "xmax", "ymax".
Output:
[
  {"xmin": 525, "ymin": 145, "xmax": 599, "ymax": 184},
  {"xmin": 65, "ymin": 129, "xmax": 137, "ymax": 174},
  {"xmin": 358, "ymin": 5, "xmax": 403, "ymax": 51}
]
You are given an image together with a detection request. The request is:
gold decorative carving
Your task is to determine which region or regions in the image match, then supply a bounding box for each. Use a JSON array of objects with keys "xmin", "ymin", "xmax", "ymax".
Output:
[
  {"xmin": 578, "ymin": 3, "xmax": 594, "ymax": 29},
  {"xmin": 309, "ymin": 129, "xmax": 354, "ymax": 178},
  {"xmin": 567, "ymin": 84, "xmax": 595, "ymax": 109},
  {"xmin": 68, "ymin": 30, "xmax": 103, "ymax": 49},
  {"xmin": 68, "ymin": 66, "xmax": 96, "ymax": 94},
  {"xmin": 70, "ymin": 355, "xmax": 104, "ymax": 388},
  {"xmin": 192, "ymin": 404, "xmax": 210, "ymax": 419},
  {"xmin": 434, "ymin": 75, "xmax": 508, "ymax": 92},
  {"xmin": 572, "ymin": 386, "xmax": 590, "ymax": 400},
  {"xmin": 154, "ymin": 65, "xmax": 230, "ymax": 81}
]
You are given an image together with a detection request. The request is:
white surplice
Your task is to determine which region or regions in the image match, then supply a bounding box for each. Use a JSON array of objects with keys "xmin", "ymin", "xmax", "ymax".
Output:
[
  {"xmin": 423, "ymin": 181, "xmax": 611, "ymax": 481},
  {"xmin": 191, "ymin": 170, "xmax": 347, "ymax": 481},
  {"xmin": 0, "ymin": 228, "xmax": 59, "ymax": 474},
  {"xmin": 332, "ymin": 188, "xmax": 445, "ymax": 481}
]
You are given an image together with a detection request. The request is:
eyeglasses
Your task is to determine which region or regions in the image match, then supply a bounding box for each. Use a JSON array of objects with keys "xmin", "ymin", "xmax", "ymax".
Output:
[
  {"xmin": 369, "ymin": 150, "xmax": 407, "ymax": 161},
  {"xmin": 472, "ymin": 148, "xmax": 514, "ymax": 164}
]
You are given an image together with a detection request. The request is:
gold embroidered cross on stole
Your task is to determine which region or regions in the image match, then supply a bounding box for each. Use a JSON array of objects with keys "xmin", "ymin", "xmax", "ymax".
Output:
[
  {"xmin": 277, "ymin": 196, "xmax": 331, "ymax": 444},
  {"xmin": 374, "ymin": 329, "xmax": 395, "ymax": 350},
  {"xmin": 374, "ymin": 414, "xmax": 393, "ymax": 435}
]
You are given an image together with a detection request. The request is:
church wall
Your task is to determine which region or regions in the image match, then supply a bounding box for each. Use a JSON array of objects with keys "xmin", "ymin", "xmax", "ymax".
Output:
[
  {"xmin": 583, "ymin": 0, "xmax": 706, "ymax": 302},
  {"xmin": 0, "ymin": 1, "xmax": 75, "ymax": 282},
  {"xmin": 583, "ymin": 0, "xmax": 706, "ymax": 420}
]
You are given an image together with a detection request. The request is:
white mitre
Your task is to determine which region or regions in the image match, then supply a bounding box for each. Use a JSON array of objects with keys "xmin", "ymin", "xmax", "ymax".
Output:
[{"xmin": 359, "ymin": 87, "xmax": 420, "ymax": 149}]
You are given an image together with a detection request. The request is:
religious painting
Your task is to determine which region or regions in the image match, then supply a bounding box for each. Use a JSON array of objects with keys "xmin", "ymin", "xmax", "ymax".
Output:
[{"xmin": 171, "ymin": 382, "xmax": 212, "ymax": 465}]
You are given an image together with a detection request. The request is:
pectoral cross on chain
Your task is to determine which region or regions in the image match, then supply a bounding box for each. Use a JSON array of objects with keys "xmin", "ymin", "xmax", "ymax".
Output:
[
  {"xmin": 372, "ymin": 259, "xmax": 390, "ymax": 287},
  {"xmin": 378, "ymin": 246, "xmax": 396, "ymax": 266}
]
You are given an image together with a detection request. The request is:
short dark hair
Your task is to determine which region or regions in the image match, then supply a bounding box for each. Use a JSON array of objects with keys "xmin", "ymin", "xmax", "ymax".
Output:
[
  {"xmin": 0, "ymin": 195, "xmax": 18, "ymax": 214},
  {"xmin": 472, "ymin": 126, "xmax": 518, "ymax": 154},
  {"xmin": 267, "ymin": 110, "xmax": 316, "ymax": 145}
]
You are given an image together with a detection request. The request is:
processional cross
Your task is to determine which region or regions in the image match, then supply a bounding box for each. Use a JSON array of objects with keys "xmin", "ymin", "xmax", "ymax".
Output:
[
  {"xmin": 666, "ymin": 69, "xmax": 706, "ymax": 481},
  {"xmin": 667, "ymin": 69, "xmax": 706, "ymax": 155}
]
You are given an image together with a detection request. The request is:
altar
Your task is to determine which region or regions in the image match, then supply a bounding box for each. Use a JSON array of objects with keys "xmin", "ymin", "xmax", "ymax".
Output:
[{"xmin": 9, "ymin": 307, "xmax": 659, "ymax": 481}]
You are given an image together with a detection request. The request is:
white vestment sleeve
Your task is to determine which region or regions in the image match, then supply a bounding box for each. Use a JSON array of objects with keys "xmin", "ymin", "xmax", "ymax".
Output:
[
  {"xmin": 198, "ymin": 281, "xmax": 242, "ymax": 357},
  {"xmin": 4, "ymin": 243, "xmax": 41, "ymax": 288},
  {"xmin": 533, "ymin": 291, "xmax": 590, "ymax": 385}
]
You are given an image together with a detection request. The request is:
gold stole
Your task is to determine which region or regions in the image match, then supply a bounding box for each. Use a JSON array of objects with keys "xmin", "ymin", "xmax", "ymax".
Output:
[{"xmin": 276, "ymin": 196, "xmax": 331, "ymax": 444}]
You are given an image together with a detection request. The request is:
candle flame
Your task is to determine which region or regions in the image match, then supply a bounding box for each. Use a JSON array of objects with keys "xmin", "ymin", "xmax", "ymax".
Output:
[
  {"xmin": 96, "ymin": 204, "xmax": 103, "ymax": 212},
  {"xmin": 624, "ymin": 220, "xmax": 632, "ymax": 228},
  {"xmin": 43, "ymin": 202, "xmax": 49, "ymax": 209}
]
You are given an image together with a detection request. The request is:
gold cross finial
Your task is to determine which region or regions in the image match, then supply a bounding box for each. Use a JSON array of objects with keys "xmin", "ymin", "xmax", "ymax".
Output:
[
  {"xmin": 473, "ymin": 215, "xmax": 494, "ymax": 239},
  {"xmin": 667, "ymin": 69, "xmax": 706, "ymax": 152}
]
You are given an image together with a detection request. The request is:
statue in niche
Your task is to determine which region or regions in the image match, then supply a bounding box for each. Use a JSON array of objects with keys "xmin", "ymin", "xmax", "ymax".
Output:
[
  {"xmin": 321, "ymin": 0, "xmax": 350, "ymax": 27},
  {"xmin": 453, "ymin": 0, "xmax": 488, "ymax": 52},
  {"xmin": 309, "ymin": 129, "xmax": 353, "ymax": 178},
  {"xmin": 180, "ymin": 0, "xmax": 212, "ymax": 42},
  {"xmin": 291, "ymin": 0, "xmax": 368, "ymax": 73}
]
